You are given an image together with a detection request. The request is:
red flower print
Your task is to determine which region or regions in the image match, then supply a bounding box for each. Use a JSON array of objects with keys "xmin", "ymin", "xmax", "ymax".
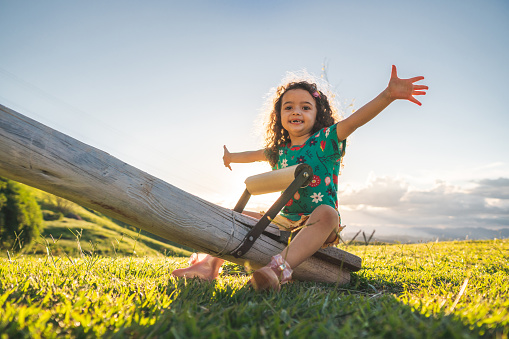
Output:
[
  {"xmin": 320, "ymin": 140, "xmax": 326, "ymax": 152},
  {"xmin": 309, "ymin": 175, "xmax": 321, "ymax": 187},
  {"xmin": 333, "ymin": 174, "xmax": 338, "ymax": 186},
  {"xmin": 286, "ymin": 199, "xmax": 293, "ymax": 206}
]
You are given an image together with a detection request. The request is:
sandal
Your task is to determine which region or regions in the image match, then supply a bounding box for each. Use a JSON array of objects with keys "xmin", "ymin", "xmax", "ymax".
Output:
[{"xmin": 251, "ymin": 254, "xmax": 293, "ymax": 291}]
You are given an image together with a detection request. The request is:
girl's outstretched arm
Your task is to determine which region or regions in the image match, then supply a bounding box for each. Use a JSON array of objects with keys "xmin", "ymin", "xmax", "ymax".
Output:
[
  {"xmin": 223, "ymin": 146, "xmax": 266, "ymax": 170},
  {"xmin": 336, "ymin": 65, "xmax": 428, "ymax": 141}
]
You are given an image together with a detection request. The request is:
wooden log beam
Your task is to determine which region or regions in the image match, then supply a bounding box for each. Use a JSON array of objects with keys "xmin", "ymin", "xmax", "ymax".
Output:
[{"xmin": 0, "ymin": 104, "xmax": 360, "ymax": 283}]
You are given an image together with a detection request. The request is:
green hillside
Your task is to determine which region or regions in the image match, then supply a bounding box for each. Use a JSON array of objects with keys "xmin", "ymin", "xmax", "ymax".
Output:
[{"xmin": 4, "ymin": 183, "xmax": 191, "ymax": 258}]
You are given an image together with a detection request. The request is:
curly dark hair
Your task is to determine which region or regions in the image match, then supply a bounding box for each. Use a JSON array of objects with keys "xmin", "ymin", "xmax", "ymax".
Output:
[{"xmin": 264, "ymin": 81, "xmax": 339, "ymax": 167}]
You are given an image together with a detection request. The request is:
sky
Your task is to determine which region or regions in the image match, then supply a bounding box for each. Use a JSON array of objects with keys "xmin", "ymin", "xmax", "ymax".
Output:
[{"xmin": 1, "ymin": 0, "xmax": 508, "ymax": 239}]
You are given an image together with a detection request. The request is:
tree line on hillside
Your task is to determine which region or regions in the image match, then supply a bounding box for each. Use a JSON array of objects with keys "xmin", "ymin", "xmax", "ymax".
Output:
[{"xmin": 0, "ymin": 177, "xmax": 43, "ymax": 251}]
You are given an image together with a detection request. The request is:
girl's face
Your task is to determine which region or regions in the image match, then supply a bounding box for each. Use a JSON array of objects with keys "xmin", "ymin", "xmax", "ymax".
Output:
[{"xmin": 280, "ymin": 88, "xmax": 317, "ymax": 144}]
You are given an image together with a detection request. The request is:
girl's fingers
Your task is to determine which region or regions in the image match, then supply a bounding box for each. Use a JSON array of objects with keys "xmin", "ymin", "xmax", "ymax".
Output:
[
  {"xmin": 413, "ymin": 85, "xmax": 428, "ymax": 90},
  {"xmin": 391, "ymin": 65, "xmax": 398, "ymax": 78},
  {"xmin": 389, "ymin": 66, "xmax": 427, "ymax": 104},
  {"xmin": 409, "ymin": 76, "xmax": 425, "ymax": 83},
  {"xmin": 223, "ymin": 145, "xmax": 232, "ymax": 170},
  {"xmin": 409, "ymin": 96, "xmax": 422, "ymax": 106},
  {"xmin": 223, "ymin": 158, "xmax": 232, "ymax": 170}
]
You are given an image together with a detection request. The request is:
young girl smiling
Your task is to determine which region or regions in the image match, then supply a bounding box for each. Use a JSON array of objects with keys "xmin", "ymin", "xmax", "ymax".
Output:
[{"xmin": 172, "ymin": 65, "xmax": 428, "ymax": 291}]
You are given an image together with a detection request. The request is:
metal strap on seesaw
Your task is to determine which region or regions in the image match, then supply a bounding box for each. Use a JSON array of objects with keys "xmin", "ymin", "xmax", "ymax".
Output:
[{"xmin": 230, "ymin": 164, "xmax": 313, "ymax": 258}]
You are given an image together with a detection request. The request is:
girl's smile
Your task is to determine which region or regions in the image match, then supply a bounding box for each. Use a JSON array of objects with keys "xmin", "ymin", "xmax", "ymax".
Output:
[{"xmin": 280, "ymin": 88, "xmax": 317, "ymax": 145}]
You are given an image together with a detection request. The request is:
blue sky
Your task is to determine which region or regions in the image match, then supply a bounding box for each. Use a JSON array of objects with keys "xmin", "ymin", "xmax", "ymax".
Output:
[{"xmin": 1, "ymin": 0, "xmax": 508, "ymax": 238}]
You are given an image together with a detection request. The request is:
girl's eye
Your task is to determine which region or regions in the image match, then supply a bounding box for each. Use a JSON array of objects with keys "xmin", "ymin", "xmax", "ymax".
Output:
[
  {"xmin": 284, "ymin": 106, "xmax": 292, "ymax": 110},
  {"xmin": 303, "ymin": 106, "xmax": 311, "ymax": 110}
]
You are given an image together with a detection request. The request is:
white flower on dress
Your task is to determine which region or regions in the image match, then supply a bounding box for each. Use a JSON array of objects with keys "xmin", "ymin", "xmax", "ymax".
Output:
[
  {"xmin": 310, "ymin": 192, "xmax": 324, "ymax": 203},
  {"xmin": 281, "ymin": 158, "xmax": 288, "ymax": 168},
  {"xmin": 279, "ymin": 149, "xmax": 284, "ymax": 156},
  {"xmin": 325, "ymin": 127, "xmax": 330, "ymax": 138}
]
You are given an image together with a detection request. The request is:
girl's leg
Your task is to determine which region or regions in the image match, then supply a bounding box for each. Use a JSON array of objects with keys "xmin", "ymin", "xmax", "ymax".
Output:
[
  {"xmin": 171, "ymin": 211, "xmax": 263, "ymax": 280},
  {"xmin": 280, "ymin": 204, "xmax": 339, "ymax": 268},
  {"xmin": 251, "ymin": 205, "xmax": 339, "ymax": 290}
]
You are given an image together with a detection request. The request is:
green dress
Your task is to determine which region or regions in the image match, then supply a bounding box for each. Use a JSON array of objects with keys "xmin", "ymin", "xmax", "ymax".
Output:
[{"xmin": 273, "ymin": 123, "xmax": 346, "ymax": 221}]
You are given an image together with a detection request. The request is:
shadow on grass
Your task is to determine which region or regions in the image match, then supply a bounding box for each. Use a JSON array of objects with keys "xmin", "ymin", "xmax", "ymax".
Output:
[{"xmin": 108, "ymin": 272, "xmax": 496, "ymax": 338}]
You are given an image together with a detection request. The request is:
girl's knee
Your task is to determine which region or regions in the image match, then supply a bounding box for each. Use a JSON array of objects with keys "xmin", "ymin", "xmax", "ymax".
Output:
[{"xmin": 309, "ymin": 205, "xmax": 339, "ymax": 229}]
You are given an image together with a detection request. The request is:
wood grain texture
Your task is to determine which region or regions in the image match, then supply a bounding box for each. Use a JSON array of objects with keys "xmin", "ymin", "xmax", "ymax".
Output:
[{"xmin": 0, "ymin": 104, "xmax": 361, "ymax": 283}]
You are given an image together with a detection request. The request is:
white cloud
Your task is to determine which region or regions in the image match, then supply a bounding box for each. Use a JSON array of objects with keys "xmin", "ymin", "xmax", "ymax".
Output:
[
  {"xmin": 471, "ymin": 178, "xmax": 509, "ymax": 199},
  {"xmin": 341, "ymin": 175, "xmax": 407, "ymax": 207},
  {"xmin": 339, "ymin": 175, "xmax": 509, "ymax": 230}
]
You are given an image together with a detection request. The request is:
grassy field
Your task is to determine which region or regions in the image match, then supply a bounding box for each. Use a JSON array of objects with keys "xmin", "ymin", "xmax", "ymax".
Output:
[{"xmin": 0, "ymin": 239, "xmax": 507, "ymax": 338}]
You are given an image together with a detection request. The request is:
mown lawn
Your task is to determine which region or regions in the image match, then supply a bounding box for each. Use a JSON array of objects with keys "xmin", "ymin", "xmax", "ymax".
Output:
[{"xmin": 0, "ymin": 239, "xmax": 507, "ymax": 338}]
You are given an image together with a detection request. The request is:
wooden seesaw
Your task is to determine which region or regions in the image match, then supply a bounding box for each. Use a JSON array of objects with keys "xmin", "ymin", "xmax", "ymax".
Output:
[{"xmin": 0, "ymin": 104, "xmax": 361, "ymax": 284}]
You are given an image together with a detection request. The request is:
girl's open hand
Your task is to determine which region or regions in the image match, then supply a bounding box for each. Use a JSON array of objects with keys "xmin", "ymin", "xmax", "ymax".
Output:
[
  {"xmin": 223, "ymin": 145, "xmax": 232, "ymax": 170},
  {"xmin": 387, "ymin": 65, "xmax": 428, "ymax": 106}
]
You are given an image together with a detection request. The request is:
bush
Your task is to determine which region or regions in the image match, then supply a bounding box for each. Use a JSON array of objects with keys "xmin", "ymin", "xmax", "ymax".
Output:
[
  {"xmin": 40, "ymin": 193, "xmax": 75, "ymax": 215},
  {"xmin": 65, "ymin": 212, "xmax": 82, "ymax": 220},
  {"xmin": 0, "ymin": 177, "xmax": 44, "ymax": 251},
  {"xmin": 42, "ymin": 210, "xmax": 64, "ymax": 221}
]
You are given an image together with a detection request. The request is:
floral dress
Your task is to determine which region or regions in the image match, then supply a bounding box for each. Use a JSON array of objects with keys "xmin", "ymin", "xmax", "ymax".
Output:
[{"xmin": 273, "ymin": 123, "xmax": 346, "ymax": 221}]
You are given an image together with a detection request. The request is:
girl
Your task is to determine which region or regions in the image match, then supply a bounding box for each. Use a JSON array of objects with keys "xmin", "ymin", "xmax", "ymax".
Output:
[{"xmin": 172, "ymin": 65, "xmax": 428, "ymax": 291}]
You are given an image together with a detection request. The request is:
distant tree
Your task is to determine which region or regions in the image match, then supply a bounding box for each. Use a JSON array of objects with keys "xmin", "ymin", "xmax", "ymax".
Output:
[{"xmin": 0, "ymin": 177, "xmax": 44, "ymax": 251}]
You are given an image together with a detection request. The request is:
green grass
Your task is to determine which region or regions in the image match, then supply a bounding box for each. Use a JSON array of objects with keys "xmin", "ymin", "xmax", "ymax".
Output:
[{"xmin": 1, "ymin": 239, "xmax": 508, "ymax": 338}]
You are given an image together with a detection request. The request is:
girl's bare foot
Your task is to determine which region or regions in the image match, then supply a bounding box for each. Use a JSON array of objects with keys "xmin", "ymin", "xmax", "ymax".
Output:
[{"xmin": 171, "ymin": 253, "xmax": 224, "ymax": 281}]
